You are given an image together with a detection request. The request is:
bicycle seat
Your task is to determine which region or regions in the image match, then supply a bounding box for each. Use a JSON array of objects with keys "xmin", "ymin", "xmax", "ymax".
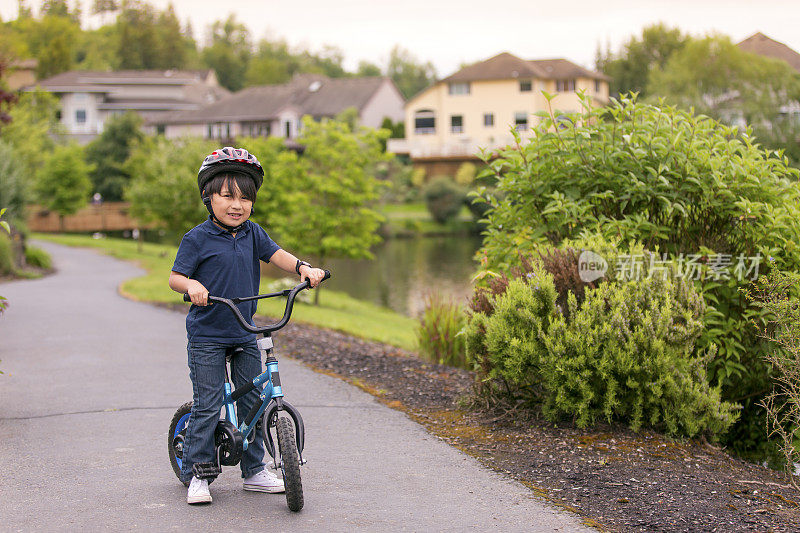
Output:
[{"xmin": 225, "ymin": 346, "xmax": 244, "ymax": 362}]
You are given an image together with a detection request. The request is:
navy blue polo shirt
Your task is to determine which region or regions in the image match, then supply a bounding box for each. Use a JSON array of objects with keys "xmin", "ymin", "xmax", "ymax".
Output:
[{"xmin": 172, "ymin": 218, "xmax": 281, "ymax": 344}]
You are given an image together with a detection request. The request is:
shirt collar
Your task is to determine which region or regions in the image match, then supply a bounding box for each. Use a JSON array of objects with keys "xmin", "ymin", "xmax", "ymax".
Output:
[{"xmin": 201, "ymin": 217, "xmax": 250, "ymax": 236}]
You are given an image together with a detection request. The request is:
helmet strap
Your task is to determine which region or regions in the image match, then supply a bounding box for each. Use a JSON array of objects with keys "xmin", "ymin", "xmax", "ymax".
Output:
[{"xmin": 202, "ymin": 196, "xmax": 244, "ymax": 234}]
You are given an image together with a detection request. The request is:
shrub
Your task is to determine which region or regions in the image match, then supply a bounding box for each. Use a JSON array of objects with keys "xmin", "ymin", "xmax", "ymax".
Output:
[
  {"xmin": 24, "ymin": 245, "xmax": 52, "ymax": 270},
  {"xmin": 417, "ymin": 293, "xmax": 468, "ymax": 368},
  {"xmin": 476, "ymin": 94, "xmax": 800, "ymax": 453},
  {"xmin": 423, "ymin": 176, "xmax": 466, "ymax": 224},
  {"xmin": 0, "ymin": 232, "xmax": 13, "ymax": 276},
  {"xmin": 454, "ymin": 162, "xmax": 477, "ymax": 185},
  {"xmin": 465, "ymin": 262, "xmax": 738, "ymax": 437},
  {"xmin": 744, "ymin": 269, "xmax": 800, "ymax": 488}
]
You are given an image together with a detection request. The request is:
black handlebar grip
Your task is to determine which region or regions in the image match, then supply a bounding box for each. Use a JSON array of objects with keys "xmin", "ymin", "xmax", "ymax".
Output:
[
  {"xmin": 183, "ymin": 293, "xmax": 190, "ymax": 302},
  {"xmin": 322, "ymin": 270, "xmax": 331, "ymax": 281}
]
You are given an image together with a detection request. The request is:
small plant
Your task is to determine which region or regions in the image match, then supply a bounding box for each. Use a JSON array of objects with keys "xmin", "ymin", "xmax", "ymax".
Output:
[
  {"xmin": 744, "ymin": 269, "xmax": 800, "ymax": 489},
  {"xmin": 416, "ymin": 292, "xmax": 467, "ymax": 368},
  {"xmin": 422, "ymin": 176, "xmax": 466, "ymax": 224},
  {"xmin": 24, "ymin": 245, "xmax": 52, "ymax": 270}
]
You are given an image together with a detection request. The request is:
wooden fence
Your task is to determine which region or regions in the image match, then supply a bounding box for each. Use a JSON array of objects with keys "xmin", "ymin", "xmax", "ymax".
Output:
[{"xmin": 27, "ymin": 202, "xmax": 147, "ymax": 233}]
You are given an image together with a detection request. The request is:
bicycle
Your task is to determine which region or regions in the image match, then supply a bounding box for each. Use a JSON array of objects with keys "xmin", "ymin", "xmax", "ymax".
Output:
[{"xmin": 168, "ymin": 272, "xmax": 330, "ymax": 512}]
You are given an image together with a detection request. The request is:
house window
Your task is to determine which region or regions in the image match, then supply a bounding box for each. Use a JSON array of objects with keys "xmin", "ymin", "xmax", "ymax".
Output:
[
  {"xmin": 243, "ymin": 122, "xmax": 270, "ymax": 137},
  {"xmin": 519, "ymin": 80, "xmax": 532, "ymax": 92},
  {"xmin": 448, "ymin": 82, "xmax": 470, "ymax": 95},
  {"xmin": 514, "ymin": 112, "xmax": 528, "ymax": 131},
  {"xmin": 556, "ymin": 79, "xmax": 576, "ymax": 92},
  {"xmin": 484, "ymin": 113, "xmax": 494, "ymax": 127},
  {"xmin": 450, "ymin": 115, "xmax": 464, "ymax": 133},
  {"xmin": 414, "ymin": 110, "xmax": 436, "ymax": 134},
  {"xmin": 284, "ymin": 120, "xmax": 292, "ymax": 138},
  {"xmin": 76, "ymin": 109, "xmax": 86, "ymax": 124},
  {"xmin": 207, "ymin": 122, "xmax": 231, "ymax": 139},
  {"xmin": 156, "ymin": 124, "xmax": 166, "ymax": 135},
  {"xmin": 595, "ymin": 80, "xmax": 601, "ymax": 93}
]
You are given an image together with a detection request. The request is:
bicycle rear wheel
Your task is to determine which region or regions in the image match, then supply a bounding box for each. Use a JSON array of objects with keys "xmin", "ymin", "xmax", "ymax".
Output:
[{"xmin": 276, "ymin": 416, "xmax": 303, "ymax": 512}]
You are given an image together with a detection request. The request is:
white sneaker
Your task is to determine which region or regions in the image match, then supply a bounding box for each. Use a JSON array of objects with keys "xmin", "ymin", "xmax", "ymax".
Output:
[
  {"xmin": 187, "ymin": 476, "xmax": 212, "ymax": 504},
  {"xmin": 243, "ymin": 469, "xmax": 285, "ymax": 493}
]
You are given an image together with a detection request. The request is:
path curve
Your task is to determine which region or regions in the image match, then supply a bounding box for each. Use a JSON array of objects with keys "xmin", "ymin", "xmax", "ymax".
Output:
[{"xmin": 0, "ymin": 241, "xmax": 593, "ymax": 532}]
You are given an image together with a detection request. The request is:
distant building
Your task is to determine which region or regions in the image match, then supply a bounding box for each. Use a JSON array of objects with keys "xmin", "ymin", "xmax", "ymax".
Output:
[
  {"xmin": 29, "ymin": 69, "xmax": 229, "ymax": 143},
  {"xmin": 6, "ymin": 59, "xmax": 38, "ymax": 91},
  {"xmin": 153, "ymin": 74, "xmax": 405, "ymax": 143},
  {"xmin": 738, "ymin": 32, "xmax": 800, "ymax": 73},
  {"xmin": 388, "ymin": 52, "xmax": 609, "ymax": 170}
]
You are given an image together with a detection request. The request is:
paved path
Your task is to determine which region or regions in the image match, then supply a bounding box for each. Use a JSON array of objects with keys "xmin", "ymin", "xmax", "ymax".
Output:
[{"xmin": 0, "ymin": 241, "xmax": 593, "ymax": 532}]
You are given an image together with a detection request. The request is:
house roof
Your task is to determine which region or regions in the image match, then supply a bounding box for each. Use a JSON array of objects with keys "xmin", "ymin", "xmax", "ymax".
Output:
[
  {"xmin": 29, "ymin": 69, "xmax": 229, "ymax": 106},
  {"xmin": 155, "ymin": 74, "xmax": 394, "ymax": 124},
  {"xmin": 440, "ymin": 52, "xmax": 609, "ymax": 84},
  {"xmin": 737, "ymin": 32, "xmax": 800, "ymax": 73}
]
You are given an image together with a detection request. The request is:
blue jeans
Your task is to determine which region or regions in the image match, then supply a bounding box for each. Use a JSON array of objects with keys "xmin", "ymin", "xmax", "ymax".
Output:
[{"xmin": 180, "ymin": 340, "xmax": 266, "ymax": 483}]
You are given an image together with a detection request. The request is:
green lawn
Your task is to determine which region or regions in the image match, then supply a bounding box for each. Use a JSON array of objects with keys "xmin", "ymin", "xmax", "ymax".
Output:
[{"xmin": 35, "ymin": 233, "xmax": 418, "ymax": 350}]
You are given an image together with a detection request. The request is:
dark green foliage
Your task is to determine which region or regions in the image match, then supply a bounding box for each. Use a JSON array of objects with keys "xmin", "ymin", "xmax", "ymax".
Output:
[
  {"xmin": 596, "ymin": 23, "xmax": 688, "ymax": 98},
  {"xmin": 85, "ymin": 111, "xmax": 144, "ymax": 201},
  {"xmin": 0, "ymin": 141, "xmax": 28, "ymax": 227},
  {"xmin": 423, "ymin": 177, "xmax": 466, "ymax": 224},
  {"xmin": 416, "ymin": 293, "xmax": 467, "ymax": 368},
  {"xmin": 387, "ymin": 45, "xmax": 437, "ymax": 99}
]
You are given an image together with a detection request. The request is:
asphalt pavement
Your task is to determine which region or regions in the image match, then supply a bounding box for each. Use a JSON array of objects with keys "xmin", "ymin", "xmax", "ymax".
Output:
[{"xmin": 0, "ymin": 241, "xmax": 594, "ymax": 532}]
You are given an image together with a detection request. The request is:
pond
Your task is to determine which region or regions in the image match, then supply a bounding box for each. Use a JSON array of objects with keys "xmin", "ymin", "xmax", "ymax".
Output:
[{"xmin": 266, "ymin": 235, "xmax": 483, "ymax": 317}]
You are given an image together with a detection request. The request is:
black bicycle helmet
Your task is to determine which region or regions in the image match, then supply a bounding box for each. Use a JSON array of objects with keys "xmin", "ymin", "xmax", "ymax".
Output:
[{"xmin": 197, "ymin": 147, "xmax": 264, "ymax": 197}]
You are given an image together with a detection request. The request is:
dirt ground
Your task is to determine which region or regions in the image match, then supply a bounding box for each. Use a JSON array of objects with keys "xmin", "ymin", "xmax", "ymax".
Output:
[{"xmin": 269, "ymin": 320, "xmax": 800, "ymax": 533}]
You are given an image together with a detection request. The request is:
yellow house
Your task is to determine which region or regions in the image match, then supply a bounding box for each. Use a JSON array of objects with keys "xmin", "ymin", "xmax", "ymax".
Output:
[{"xmin": 391, "ymin": 52, "xmax": 609, "ymax": 163}]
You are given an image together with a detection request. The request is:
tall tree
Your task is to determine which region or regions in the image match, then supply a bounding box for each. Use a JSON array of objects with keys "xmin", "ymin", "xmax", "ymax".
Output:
[
  {"xmin": 275, "ymin": 116, "xmax": 390, "ymax": 303},
  {"xmin": 84, "ymin": 111, "xmax": 144, "ymax": 201},
  {"xmin": 648, "ymin": 35, "xmax": 800, "ymax": 165},
  {"xmin": 596, "ymin": 23, "xmax": 688, "ymax": 98},
  {"xmin": 201, "ymin": 14, "xmax": 251, "ymax": 91},
  {"xmin": 386, "ymin": 45, "xmax": 437, "ymax": 99},
  {"xmin": 115, "ymin": 0, "xmax": 157, "ymax": 69},
  {"xmin": 35, "ymin": 143, "xmax": 93, "ymax": 230}
]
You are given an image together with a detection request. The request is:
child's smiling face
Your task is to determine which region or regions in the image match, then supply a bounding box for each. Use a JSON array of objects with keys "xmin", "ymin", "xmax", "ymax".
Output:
[{"xmin": 210, "ymin": 181, "xmax": 252, "ymax": 228}]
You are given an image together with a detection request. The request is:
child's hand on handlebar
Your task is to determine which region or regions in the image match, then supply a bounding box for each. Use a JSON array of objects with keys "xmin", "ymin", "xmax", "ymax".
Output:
[
  {"xmin": 187, "ymin": 279, "xmax": 210, "ymax": 306},
  {"xmin": 299, "ymin": 266, "xmax": 326, "ymax": 288}
]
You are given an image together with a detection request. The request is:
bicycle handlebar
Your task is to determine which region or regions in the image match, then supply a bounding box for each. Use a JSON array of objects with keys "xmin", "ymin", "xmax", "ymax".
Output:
[{"xmin": 183, "ymin": 270, "xmax": 331, "ymax": 334}]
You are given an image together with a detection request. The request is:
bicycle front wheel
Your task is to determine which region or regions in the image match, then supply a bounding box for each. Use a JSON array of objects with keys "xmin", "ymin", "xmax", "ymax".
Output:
[{"xmin": 276, "ymin": 416, "xmax": 303, "ymax": 512}]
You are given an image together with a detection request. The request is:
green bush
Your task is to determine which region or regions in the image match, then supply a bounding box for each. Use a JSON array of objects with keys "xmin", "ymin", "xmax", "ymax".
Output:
[
  {"xmin": 465, "ymin": 262, "xmax": 738, "ymax": 437},
  {"xmin": 423, "ymin": 176, "xmax": 466, "ymax": 224},
  {"xmin": 24, "ymin": 245, "xmax": 52, "ymax": 270},
  {"xmin": 476, "ymin": 94, "xmax": 800, "ymax": 454},
  {"xmin": 417, "ymin": 293, "xmax": 468, "ymax": 368},
  {"xmin": 0, "ymin": 232, "xmax": 13, "ymax": 276},
  {"xmin": 744, "ymin": 269, "xmax": 800, "ymax": 487}
]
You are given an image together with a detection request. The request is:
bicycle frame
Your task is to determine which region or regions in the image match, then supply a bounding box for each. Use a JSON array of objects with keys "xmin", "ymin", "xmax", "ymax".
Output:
[{"xmin": 221, "ymin": 334, "xmax": 305, "ymax": 458}]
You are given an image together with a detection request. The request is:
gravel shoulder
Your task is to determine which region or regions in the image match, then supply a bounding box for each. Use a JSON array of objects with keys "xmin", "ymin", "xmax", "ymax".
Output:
[{"xmin": 261, "ymin": 316, "xmax": 800, "ymax": 533}]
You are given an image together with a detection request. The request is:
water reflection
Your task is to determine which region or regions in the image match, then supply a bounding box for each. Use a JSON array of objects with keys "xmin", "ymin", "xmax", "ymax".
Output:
[{"xmin": 265, "ymin": 236, "xmax": 482, "ymax": 317}]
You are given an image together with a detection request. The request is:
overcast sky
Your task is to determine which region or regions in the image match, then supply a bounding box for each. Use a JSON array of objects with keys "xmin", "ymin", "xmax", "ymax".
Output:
[{"xmin": 2, "ymin": 0, "xmax": 799, "ymax": 76}]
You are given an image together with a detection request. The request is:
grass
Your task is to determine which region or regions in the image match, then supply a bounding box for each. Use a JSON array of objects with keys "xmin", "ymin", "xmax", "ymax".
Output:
[
  {"xmin": 378, "ymin": 202, "xmax": 476, "ymax": 237},
  {"xmin": 34, "ymin": 233, "xmax": 418, "ymax": 350}
]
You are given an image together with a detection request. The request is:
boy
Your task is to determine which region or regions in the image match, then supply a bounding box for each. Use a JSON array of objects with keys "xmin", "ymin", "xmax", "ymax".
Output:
[{"xmin": 169, "ymin": 147, "xmax": 325, "ymax": 504}]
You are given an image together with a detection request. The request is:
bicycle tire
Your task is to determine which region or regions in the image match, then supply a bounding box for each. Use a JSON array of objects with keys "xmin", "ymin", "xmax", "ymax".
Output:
[
  {"xmin": 276, "ymin": 416, "xmax": 304, "ymax": 511},
  {"xmin": 168, "ymin": 401, "xmax": 193, "ymax": 487}
]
